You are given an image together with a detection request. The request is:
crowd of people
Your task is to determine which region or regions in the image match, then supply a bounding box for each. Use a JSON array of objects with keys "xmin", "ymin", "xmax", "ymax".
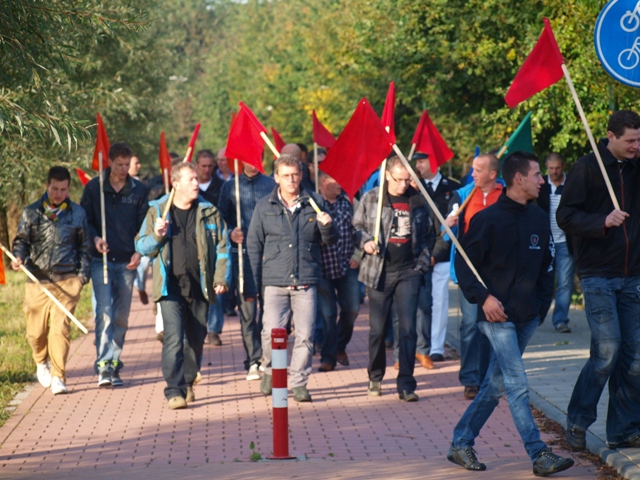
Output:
[{"xmin": 9, "ymin": 110, "xmax": 640, "ymax": 476}]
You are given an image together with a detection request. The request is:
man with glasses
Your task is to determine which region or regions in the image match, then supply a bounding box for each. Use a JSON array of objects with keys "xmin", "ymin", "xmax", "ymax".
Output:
[{"xmin": 353, "ymin": 155, "xmax": 435, "ymax": 401}]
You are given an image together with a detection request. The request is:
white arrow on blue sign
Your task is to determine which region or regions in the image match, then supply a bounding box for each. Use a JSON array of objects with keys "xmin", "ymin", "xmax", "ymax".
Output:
[{"xmin": 595, "ymin": 0, "xmax": 640, "ymax": 87}]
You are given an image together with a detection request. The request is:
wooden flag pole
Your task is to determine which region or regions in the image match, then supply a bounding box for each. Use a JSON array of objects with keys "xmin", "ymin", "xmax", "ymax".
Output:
[
  {"xmin": 392, "ymin": 144, "xmax": 487, "ymax": 288},
  {"xmin": 561, "ymin": 64, "xmax": 619, "ymax": 210},
  {"xmin": 0, "ymin": 243, "xmax": 88, "ymax": 334},
  {"xmin": 313, "ymin": 142, "xmax": 319, "ymax": 193},
  {"xmin": 163, "ymin": 168, "xmax": 169, "ymax": 195},
  {"xmin": 234, "ymin": 159, "xmax": 244, "ymax": 295},
  {"xmin": 260, "ymin": 132, "xmax": 280, "ymax": 159},
  {"xmin": 407, "ymin": 143, "xmax": 417, "ymax": 164},
  {"xmin": 98, "ymin": 152, "xmax": 108, "ymax": 284},
  {"xmin": 373, "ymin": 159, "xmax": 387, "ymax": 248}
]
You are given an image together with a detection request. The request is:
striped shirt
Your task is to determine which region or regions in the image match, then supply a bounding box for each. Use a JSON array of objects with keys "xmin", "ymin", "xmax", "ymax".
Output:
[{"xmin": 548, "ymin": 174, "xmax": 566, "ymax": 244}]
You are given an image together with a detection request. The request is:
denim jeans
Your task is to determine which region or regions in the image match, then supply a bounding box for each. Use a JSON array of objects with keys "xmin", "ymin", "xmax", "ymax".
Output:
[
  {"xmin": 317, "ymin": 268, "xmax": 361, "ymax": 365},
  {"xmin": 159, "ymin": 292, "xmax": 208, "ymax": 400},
  {"xmin": 91, "ymin": 258, "xmax": 136, "ymax": 373},
  {"xmin": 233, "ymin": 252, "xmax": 262, "ymax": 369},
  {"xmin": 430, "ymin": 262, "xmax": 451, "ymax": 356},
  {"xmin": 261, "ymin": 286, "xmax": 316, "ymax": 388},
  {"xmin": 368, "ymin": 268, "xmax": 421, "ymax": 393},
  {"xmin": 567, "ymin": 276, "xmax": 640, "ymax": 445},
  {"xmin": 416, "ymin": 270, "xmax": 433, "ymax": 356},
  {"xmin": 453, "ymin": 318, "xmax": 547, "ymax": 462},
  {"xmin": 206, "ymin": 293, "xmax": 225, "ymax": 334},
  {"xmin": 134, "ymin": 255, "xmax": 151, "ymax": 292},
  {"xmin": 458, "ymin": 291, "xmax": 490, "ymax": 387},
  {"xmin": 551, "ymin": 242, "xmax": 575, "ymax": 327}
]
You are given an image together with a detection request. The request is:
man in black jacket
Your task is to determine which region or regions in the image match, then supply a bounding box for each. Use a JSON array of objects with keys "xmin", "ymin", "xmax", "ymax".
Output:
[
  {"xmin": 448, "ymin": 152, "xmax": 574, "ymax": 477},
  {"xmin": 81, "ymin": 143, "xmax": 149, "ymax": 387},
  {"xmin": 558, "ymin": 110, "xmax": 640, "ymax": 451},
  {"xmin": 12, "ymin": 167, "xmax": 91, "ymax": 395}
]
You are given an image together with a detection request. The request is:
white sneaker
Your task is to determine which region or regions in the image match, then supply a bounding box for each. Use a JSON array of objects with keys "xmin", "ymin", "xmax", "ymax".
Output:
[
  {"xmin": 246, "ymin": 364, "xmax": 261, "ymax": 381},
  {"xmin": 36, "ymin": 363, "xmax": 52, "ymax": 388},
  {"xmin": 51, "ymin": 376, "xmax": 68, "ymax": 395}
]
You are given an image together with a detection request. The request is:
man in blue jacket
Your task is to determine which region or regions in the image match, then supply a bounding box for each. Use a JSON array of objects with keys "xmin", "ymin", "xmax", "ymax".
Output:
[
  {"xmin": 448, "ymin": 152, "xmax": 573, "ymax": 477},
  {"xmin": 136, "ymin": 162, "xmax": 229, "ymax": 409},
  {"xmin": 247, "ymin": 154, "xmax": 337, "ymax": 403}
]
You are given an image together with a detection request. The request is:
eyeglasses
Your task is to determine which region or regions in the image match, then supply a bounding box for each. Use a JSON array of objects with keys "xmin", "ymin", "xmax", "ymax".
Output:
[{"xmin": 389, "ymin": 174, "xmax": 411, "ymax": 184}]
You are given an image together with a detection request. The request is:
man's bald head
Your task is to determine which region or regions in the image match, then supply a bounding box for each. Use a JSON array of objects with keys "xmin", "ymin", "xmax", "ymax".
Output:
[
  {"xmin": 217, "ymin": 147, "xmax": 226, "ymax": 159},
  {"xmin": 281, "ymin": 143, "xmax": 303, "ymax": 160}
]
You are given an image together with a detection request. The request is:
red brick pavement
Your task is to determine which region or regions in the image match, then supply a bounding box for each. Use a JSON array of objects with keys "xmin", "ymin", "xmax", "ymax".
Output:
[{"xmin": 0, "ymin": 295, "xmax": 598, "ymax": 479}]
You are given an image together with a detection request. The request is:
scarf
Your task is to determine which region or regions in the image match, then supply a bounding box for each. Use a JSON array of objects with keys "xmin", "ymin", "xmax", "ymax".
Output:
[{"xmin": 42, "ymin": 192, "xmax": 70, "ymax": 221}]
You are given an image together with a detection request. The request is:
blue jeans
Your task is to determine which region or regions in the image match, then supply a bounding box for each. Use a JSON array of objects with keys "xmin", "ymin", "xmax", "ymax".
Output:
[
  {"xmin": 206, "ymin": 293, "xmax": 225, "ymax": 334},
  {"xmin": 233, "ymin": 251, "xmax": 262, "ymax": 369},
  {"xmin": 453, "ymin": 318, "xmax": 547, "ymax": 462},
  {"xmin": 134, "ymin": 255, "xmax": 151, "ymax": 292},
  {"xmin": 416, "ymin": 270, "xmax": 433, "ymax": 356},
  {"xmin": 567, "ymin": 276, "xmax": 640, "ymax": 445},
  {"xmin": 91, "ymin": 259, "xmax": 136, "ymax": 373},
  {"xmin": 551, "ymin": 242, "xmax": 575, "ymax": 327},
  {"xmin": 318, "ymin": 268, "xmax": 361, "ymax": 365},
  {"xmin": 458, "ymin": 292, "xmax": 490, "ymax": 387}
]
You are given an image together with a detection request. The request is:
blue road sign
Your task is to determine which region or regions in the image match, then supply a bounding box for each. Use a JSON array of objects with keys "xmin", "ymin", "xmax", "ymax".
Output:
[{"xmin": 595, "ymin": 0, "xmax": 640, "ymax": 87}]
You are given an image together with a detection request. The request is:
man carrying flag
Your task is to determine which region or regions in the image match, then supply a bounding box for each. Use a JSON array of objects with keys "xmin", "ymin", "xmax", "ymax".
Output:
[
  {"xmin": 81, "ymin": 143, "xmax": 149, "ymax": 387},
  {"xmin": 12, "ymin": 167, "xmax": 91, "ymax": 395}
]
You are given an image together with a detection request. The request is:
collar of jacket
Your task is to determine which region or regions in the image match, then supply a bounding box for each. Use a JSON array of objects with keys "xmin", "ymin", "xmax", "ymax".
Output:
[
  {"xmin": 598, "ymin": 138, "xmax": 639, "ymax": 167},
  {"xmin": 268, "ymin": 186, "xmax": 315, "ymax": 207},
  {"xmin": 242, "ymin": 172, "xmax": 263, "ymax": 183},
  {"xmin": 103, "ymin": 168, "xmax": 136, "ymax": 195},
  {"xmin": 381, "ymin": 185, "xmax": 427, "ymax": 208},
  {"xmin": 497, "ymin": 190, "xmax": 529, "ymax": 213}
]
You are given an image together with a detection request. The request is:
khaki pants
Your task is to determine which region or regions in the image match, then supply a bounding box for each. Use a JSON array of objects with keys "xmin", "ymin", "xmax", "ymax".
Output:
[{"xmin": 24, "ymin": 277, "xmax": 83, "ymax": 380}]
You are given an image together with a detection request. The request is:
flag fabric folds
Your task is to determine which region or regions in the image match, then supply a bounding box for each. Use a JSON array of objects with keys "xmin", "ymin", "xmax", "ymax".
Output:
[
  {"xmin": 184, "ymin": 124, "xmax": 201, "ymax": 163},
  {"xmin": 312, "ymin": 110, "xmax": 336, "ymax": 149},
  {"xmin": 159, "ymin": 131, "xmax": 172, "ymax": 182},
  {"xmin": 91, "ymin": 113, "xmax": 110, "ymax": 171},
  {"xmin": 319, "ymin": 98, "xmax": 393, "ymax": 199},
  {"xmin": 504, "ymin": 18, "xmax": 564, "ymax": 108},
  {"xmin": 75, "ymin": 168, "xmax": 92, "ymax": 187},
  {"xmin": 503, "ymin": 112, "xmax": 534, "ymax": 157},
  {"xmin": 271, "ymin": 127, "xmax": 286, "ymax": 153},
  {"xmin": 226, "ymin": 103, "xmax": 266, "ymax": 172},
  {"xmin": 411, "ymin": 110, "xmax": 454, "ymax": 173},
  {"xmin": 380, "ymin": 82, "xmax": 396, "ymax": 144}
]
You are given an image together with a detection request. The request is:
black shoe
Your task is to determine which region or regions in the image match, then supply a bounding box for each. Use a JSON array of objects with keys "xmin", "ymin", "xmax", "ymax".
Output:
[
  {"xmin": 260, "ymin": 374, "xmax": 272, "ymax": 396},
  {"xmin": 399, "ymin": 390, "xmax": 419, "ymax": 402},
  {"xmin": 111, "ymin": 371, "xmax": 124, "ymax": 387},
  {"xmin": 566, "ymin": 426, "xmax": 586, "ymax": 451},
  {"xmin": 532, "ymin": 449, "xmax": 574, "ymax": 477},
  {"xmin": 464, "ymin": 386, "xmax": 479, "ymax": 400},
  {"xmin": 384, "ymin": 340, "xmax": 393, "ymax": 350},
  {"xmin": 607, "ymin": 433, "xmax": 640, "ymax": 449},
  {"xmin": 318, "ymin": 362, "xmax": 335, "ymax": 372},
  {"xmin": 138, "ymin": 289, "xmax": 149, "ymax": 305},
  {"xmin": 292, "ymin": 386, "xmax": 312, "ymax": 402},
  {"xmin": 555, "ymin": 323, "xmax": 571, "ymax": 333},
  {"xmin": 430, "ymin": 353, "xmax": 445, "ymax": 362},
  {"xmin": 447, "ymin": 446, "xmax": 486, "ymax": 471},
  {"xmin": 337, "ymin": 352, "xmax": 350, "ymax": 366}
]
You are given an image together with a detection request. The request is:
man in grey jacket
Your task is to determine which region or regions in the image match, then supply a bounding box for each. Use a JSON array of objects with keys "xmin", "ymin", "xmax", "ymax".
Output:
[{"xmin": 247, "ymin": 154, "xmax": 337, "ymax": 402}]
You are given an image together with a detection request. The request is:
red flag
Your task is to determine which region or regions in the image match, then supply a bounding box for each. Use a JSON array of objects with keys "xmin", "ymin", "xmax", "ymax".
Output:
[
  {"xmin": 75, "ymin": 168, "xmax": 92, "ymax": 187},
  {"xmin": 271, "ymin": 127, "xmax": 286, "ymax": 152},
  {"xmin": 505, "ymin": 18, "xmax": 564, "ymax": 108},
  {"xmin": 91, "ymin": 113, "xmax": 110, "ymax": 171},
  {"xmin": 319, "ymin": 98, "xmax": 393, "ymax": 199},
  {"xmin": 380, "ymin": 82, "xmax": 396, "ymax": 144},
  {"xmin": 159, "ymin": 132, "xmax": 172, "ymax": 187},
  {"xmin": 412, "ymin": 110, "xmax": 454, "ymax": 173},
  {"xmin": 312, "ymin": 110, "xmax": 336, "ymax": 149},
  {"xmin": 0, "ymin": 256, "xmax": 6, "ymax": 285},
  {"xmin": 183, "ymin": 124, "xmax": 201, "ymax": 163},
  {"xmin": 225, "ymin": 103, "xmax": 266, "ymax": 172}
]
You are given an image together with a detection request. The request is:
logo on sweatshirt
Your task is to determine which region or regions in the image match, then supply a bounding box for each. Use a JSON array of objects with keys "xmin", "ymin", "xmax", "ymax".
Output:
[{"xmin": 529, "ymin": 234, "xmax": 541, "ymax": 250}]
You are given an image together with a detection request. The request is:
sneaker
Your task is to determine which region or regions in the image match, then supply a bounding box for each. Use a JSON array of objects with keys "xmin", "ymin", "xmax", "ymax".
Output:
[
  {"xmin": 186, "ymin": 386, "xmax": 195, "ymax": 403},
  {"xmin": 51, "ymin": 376, "xmax": 68, "ymax": 395},
  {"xmin": 399, "ymin": 390, "xmax": 419, "ymax": 402},
  {"xmin": 36, "ymin": 363, "xmax": 52, "ymax": 388},
  {"xmin": 337, "ymin": 352, "xmax": 350, "ymax": 366},
  {"xmin": 607, "ymin": 433, "xmax": 640, "ymax": 449},
  {"xmin": 532, "ymin": 449, "xmax": 574, "ymax": 477},
  {"xmin": 246, "ymin": 364, "xmax": 261, "ymax": 381},
  {"xmin": 168, "ymin": 396, "xmax": 187, "ymax": 410},
  {"xmin": 208, "ymin": 332, "xmax": 222, "ymax": 346},
  {"xmin": 98, "ymin": 370, "xmax": 112, "ymax": 387},
  {"xmin": 292, "ymin": 386, "xmax": 312, "ymax": 402},
  {"xmin": 555, "ymin": 323, "xmax": 571, "ymax": 333},
  {"xmin": 111, "ymin": 371, "xmax": 124, "ymax": 387},
  {"xmin": 260, "ymin": 374, "xmax": 272, "ymax": 396},
  {"xmin": 367, "ymin": 381, "xmax": 382, "ymax": 397},
  {"xmin": 447, "ymin": 445, "xmax": 487, "ymax": 471},
  {"xmin": 464, "ymin": 386, "xmax": 479, "ymax": 400},
  {"xmin": 565, "ymin": 426, "xmax": 586, "ymax": 451}
]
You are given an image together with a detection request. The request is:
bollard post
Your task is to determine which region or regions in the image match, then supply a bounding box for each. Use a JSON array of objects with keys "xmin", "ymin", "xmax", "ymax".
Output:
[{"xmin": 269, "ymin": 327, "xmax": 295, "ymax": 460}]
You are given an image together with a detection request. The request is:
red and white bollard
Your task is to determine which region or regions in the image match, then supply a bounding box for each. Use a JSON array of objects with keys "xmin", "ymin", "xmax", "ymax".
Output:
[{"xmin": 269, "ymin": 327, "xmax": 295, "ymax": 460}]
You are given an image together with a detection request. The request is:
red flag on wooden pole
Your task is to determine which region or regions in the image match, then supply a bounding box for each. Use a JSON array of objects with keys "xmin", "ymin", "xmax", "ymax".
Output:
[
  {"xmin": 312, "ymin": 110, "xmax": 336, "ymax": 149},
  {"xmin": 75, "ymin": 168, "xmax": 92, "ymax": 187},
  {"xmin": 226, "ymin": 103, "xmax": 267, "ymax": 172},
  {"xmin": 159, "ymin": 131, "xmax": 172, "ymax": 191},
  {"xmin": 319, "ymin": 98, "xmax": 393, "ymax": 199},
  {"xmin": 271, "ymin": 127, "xmax": 286, "ymax": 153},
  {"xmin": 380, "ymin": 82, "xmax": 396, "ymax": 144},
  {"xmin": 183, "ymin": 124, "xmax": 201, "ymax": 163},
  {"xmin": 0, "ymin": 255, "xmax": 6, "ymax": 285},
  {"xmin": 504, "ymin": 18, "xmax": 564, "ymax": 108},
  {"xmin": 411, "ymin": 110, "xmax": 454, "ymax": 173},
  {"xmin": 91, "ymin": 113, "xmax": 110, "ymax": 171}
]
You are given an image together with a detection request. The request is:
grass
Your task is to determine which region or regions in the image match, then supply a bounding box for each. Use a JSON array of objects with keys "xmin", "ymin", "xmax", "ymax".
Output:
[{"xmin": 0, "ymin": 270, "xmax": 93, "ymax": 426}]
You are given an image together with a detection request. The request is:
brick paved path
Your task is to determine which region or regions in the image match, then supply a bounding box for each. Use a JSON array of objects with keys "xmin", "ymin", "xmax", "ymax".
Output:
[{"xmin": 0, "ymin": 293, "xmax": 601, "ymax": 479}]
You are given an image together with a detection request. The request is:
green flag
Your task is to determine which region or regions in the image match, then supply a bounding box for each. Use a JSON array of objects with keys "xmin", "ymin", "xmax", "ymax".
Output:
[{"xmin": 502, "ymin": 111, "xmax": 533, "ymax": 157}]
